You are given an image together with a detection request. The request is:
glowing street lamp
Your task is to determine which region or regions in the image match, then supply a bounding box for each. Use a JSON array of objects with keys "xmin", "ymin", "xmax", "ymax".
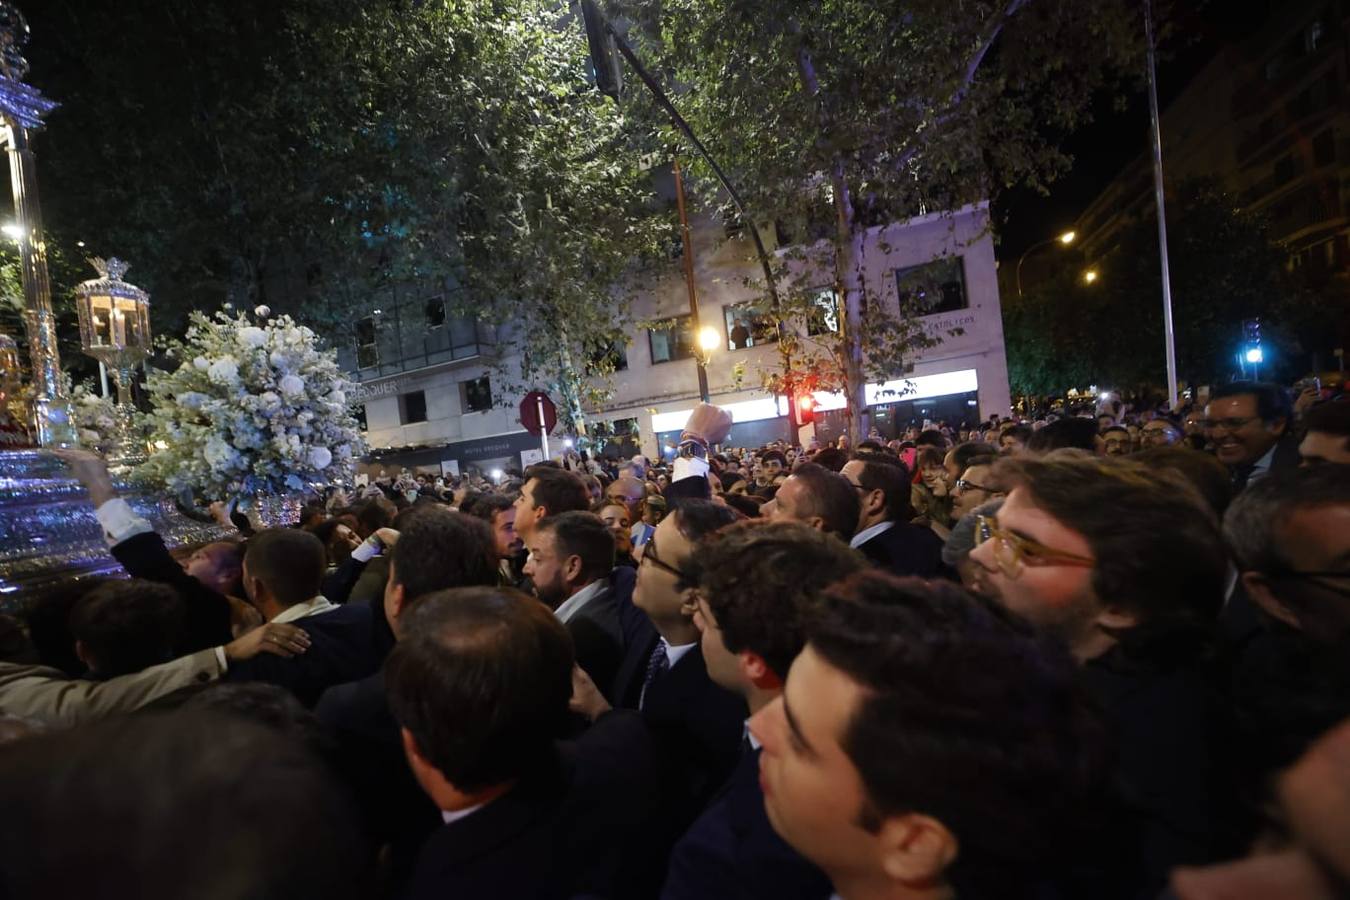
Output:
[
  {"xmin": 0, "ymin": 222, "xmax": 21, "ymax": 240},
  {"xmin": 1016, "ymin": 230, "xmax": 1078, "ymax": 297},
  {"xmin": 1083, "ymin": 269, "xmax": 1099, "ymax": 285}
]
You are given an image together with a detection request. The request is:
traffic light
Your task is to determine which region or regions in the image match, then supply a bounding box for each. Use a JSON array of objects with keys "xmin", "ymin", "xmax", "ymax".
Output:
[
  {"xmin": 1241, "ymin": 318, "xmax": 1263, "ymax": 369},
  {"xmin": 797, "ymin": 394, "xmax": 815, "ymax": 425}
]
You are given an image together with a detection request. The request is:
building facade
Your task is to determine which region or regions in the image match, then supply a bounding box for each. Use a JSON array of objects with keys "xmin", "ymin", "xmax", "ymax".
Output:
[{"xmin": 342, "ymin": 202, "xmax": 1011, "ymax": 478}]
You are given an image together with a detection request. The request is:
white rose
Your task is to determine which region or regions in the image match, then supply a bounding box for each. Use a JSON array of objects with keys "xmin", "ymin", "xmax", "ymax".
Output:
[
  {"xmin": 329, "ymin": 391, "xmax": 346, "ymax": 406},
  {"xmin": 279, "ymin": 374, "xmax": 305, "ymax": 397},
  {"xmin": 238, "ymin": 327, "xmax": 267, "ymax": 348},
  {"xmin": 308, "ymin": 446, "xmax": 333, "ymax": 469},
  {"xmin": 255, "ymin": 305, "xmax": 271, "ymax": 318},
  {"xmin": 259, "ymin": 391, "xmax": 281, "ymax": 409},
  {"xmin": 269, "ymin": 351, "xmax": 288, "ymax": 368},
  {"xmin": 206, "ymin": 359, "xmax": 239, "ymax": 384},
  {"xmin": 193, "ymin": 356, "xmax": 210, "ymax": 370}
]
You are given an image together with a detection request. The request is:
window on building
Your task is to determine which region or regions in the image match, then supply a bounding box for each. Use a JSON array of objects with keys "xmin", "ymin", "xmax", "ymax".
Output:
[
  {"xmin": 399, "ymin": 390, "xmax": 427, "ymax": 425},
  {"xmin": 461, "ymin": 376, "xmax": 492, "ymax": 413},
  {"xmin": 356, "ymin": 316, "xmax": 379, "ymax": 369},
  {"xmin": 895, "ymin": 257, "xmax": 968, "ymax": 316},
  {"xmin": 588, "ymin": 339, "xmax": 629, "ymax": 373},
  {"xmin": 723, "ymin": 302, "xmax": 778, "ymax": 350},
  {"xmin": 806, "ymin": 288, "xmax": 840, "ymax": 336},
  {"xmin": 354, "ymin": 403, "xmax": 368, "ymax": 431},
  {"xmin": 648, "ymin": 315, "xmax": 695, "ymax": 363},
  {"xmin": 425, "ymin": 297, "xmax": 446, "ymax": 328},
  {"xmin": 1314, "ymin": 130, "xmax": 1336, "ymax": 167}
]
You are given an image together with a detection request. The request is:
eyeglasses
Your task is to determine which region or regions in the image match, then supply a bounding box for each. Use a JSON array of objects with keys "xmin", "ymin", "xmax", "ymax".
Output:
[
  {"xmin": 955, "ymin": 479, "xmax": 994, "ymax": 493},
  {"xmin": 974, "ymin": 515, "xmax": 1096, "ymax": 577},
  {"xmin": 640, "ymin": 536, "xmax": 687, "ymax": 580},
  {"xmin": 1202, "ymin": 417, "xmax": 1260, "ymax": 432}
]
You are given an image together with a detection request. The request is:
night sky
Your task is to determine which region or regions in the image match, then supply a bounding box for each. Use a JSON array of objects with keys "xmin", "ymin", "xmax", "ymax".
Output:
[{"xmin": 996, "ymin": 0, "xmax": 1276, "ymax": 259}]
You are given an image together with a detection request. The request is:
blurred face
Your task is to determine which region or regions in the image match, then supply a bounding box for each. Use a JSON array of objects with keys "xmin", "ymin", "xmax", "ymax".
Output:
[
  {"xmin": 1101, "ymin": 431, "xmax": 1132, "ymax": 457},
  {"xmin": 633, "ymin": 513, "xmax": 694, "ymax": 622},
  {"xmin": 184, "ymin": 542, "xmax": 238, "ymax": 594},
  {"xmin": 1205, "ymin": 394, "xmax": 1285, "ymax": 467},
  {"xmin": 1172, "ymin": 720, "xmax": 1350, "ymax": 900},
  {"xmin": 1249, "ymin": 504, "xmax": 1350, "ymax": 644},
  {"xmin": 490, "ymin": 507, "xmax": 521, "ymax": 559},
  {"xmin": 1300, "ymin": 431, "xmax": 1350, "ymax": 466},
  {"xmin": 763, "ymin": 457, "xmax": 784, "ymax": 478},
  {"xmin": 606, "ymin": 477, "xmax": 646, "ymax": 521},
  {"xmin": 999, "ymin": 432, "xmax": 1025, "ymax": 455},
  {"xmin": 967, "ymin": 487, "xmax": 1102, "ymax": 654},
  {"xmin": 727, "ymin": 479, "xmax": 749, "ymax": 496},
  {"xmin": 952, "ymin": 464, "xmax": 997, "ymax": 520},
  {"xmin": 941, "ymin": 450, "xmax": 962, "ymax": 487},
  {"xmin": 597, "ymin": 503, "xmax": 634, "ymax": 555},
  {"xmin": 1140, "ymin": 421, "xmax": 1181, "ymax": 448},
  {"xmin": 692, "ymin": 595, "xmax": 743, "ymax": 694},
  {"xmin": 523, "ymin": 529, "xmax": 571, "ymax": 609},
  {"xmin": 749, "ymin": 645, "xmax": 875, "ymax": 877}
]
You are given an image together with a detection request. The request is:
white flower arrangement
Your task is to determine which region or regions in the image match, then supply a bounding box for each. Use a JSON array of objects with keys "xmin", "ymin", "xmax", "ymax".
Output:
[
  {"xmin": 137, "ymin": 308, "xmax": 366, "ymax": 501},
  {"xmin": 68, "ymin": 381, "xmax": 118, "ymax": 450}
]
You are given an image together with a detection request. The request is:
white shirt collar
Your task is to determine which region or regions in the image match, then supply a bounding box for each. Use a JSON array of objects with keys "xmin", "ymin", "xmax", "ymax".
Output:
[
  {"xmin": 663, "ymin": 637, "xmax": 698, "ymax": 669},
  {"xmin": 440, "ymin": 803, "xmax": 486, "ymax": 826},
  {"xmin": 1249, "ymin": 442, "xmax": 1279, "ymax": 480},
  {"xmin": 743, "ymin": 719, "xmax": 762, "ymax": 751},
  {"xmin": 849, "ymin": 520, "xmax": 895, "ymax": 549},
  {"xmin": 554, "ymin": 579, "xmax": 607, "ymax": 624},
  {"xmin": 270, "ymin": 595, "xmax": 337, "ymax": 625}
]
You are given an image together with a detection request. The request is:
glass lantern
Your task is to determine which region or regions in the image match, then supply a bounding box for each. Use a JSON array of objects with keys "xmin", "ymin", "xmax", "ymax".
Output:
[{"xmin": 74, "ymin": 257, "xmax": 151, "ymax": 464}]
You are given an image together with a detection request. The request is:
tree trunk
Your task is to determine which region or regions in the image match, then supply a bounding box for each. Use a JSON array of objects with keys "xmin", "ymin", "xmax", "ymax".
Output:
[{"xmin": 795, "ymin": 43, "xmax": 868, "ymax": 446}]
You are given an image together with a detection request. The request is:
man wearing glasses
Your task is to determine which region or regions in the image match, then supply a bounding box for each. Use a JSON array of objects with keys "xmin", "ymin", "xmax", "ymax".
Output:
[
  {"xmin": 1203, "ymin": 381, "xmax": 1301, "ymax": 491},
  {"xmin": 967, "ymin": 456, "xmax": 1232, "ymax": 896},
  {"xmin": 1223, "ymin": 466, "xmax": 1350, "ymax": 796}
]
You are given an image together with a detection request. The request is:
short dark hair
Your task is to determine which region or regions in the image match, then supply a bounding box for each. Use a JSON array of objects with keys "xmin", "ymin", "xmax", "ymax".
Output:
[
  {"xmin": 1133, "ymin": 446, "xmax": 1232, "ymax": 517},
  {"xmin": 390, "ymin": 506, "xmax": 499, "ymax": 604},
  {"xmin": 1304, "ymin": 399, "xmax": 1350, "ymax": 441},
  {"xmin": 467, "ymin": 493, "xmax": 515, "ymax": 523},
  {"xmin": 68, "ymin": 580, "xmax": 183, "ymax": 677},
  {"xmin": 807, "ymin": 571, "xmax": 1105, "ymax": 897},
  {"xmin": 523, "ymin": 465, "xmax": 591, "ymax": 518},
  {"xmin": 760, "ymin": 449, "xmax": 787, "ymax": 467},
  {"xmin": 810, "ymin": 447, "xmax": 849, "ymax": 472},
  {"xmin": 355, "ymin": 497, "xmax": 396, "ymax": 535},
  {"xmin": 786, "ymin": 462, "xmax": 860, "ymax": 539},
  {"xmin": 849, "ymin": 450, "xmax": 913, "ymax": 522},
  {"xmin": 915, "ymin": 429, "xmax": 948, "ymax": 448},
  {"xmin": 178, "ymin": 682, "xmax": 334, "ymax": 763},
  {"xmin": 1224, "ymin": 465, "xmax": 1350, "ymax": 575},
  {"xmin": 1025, "ymin": 418, "xmax": 1099, "ymax": 454},
  {"xmin": 994, "ymin": 457, "xmax": 1226, "ymax": 652},
  {"xmin": 244, "ymin": 529, "xmax": 328, "ymax": 607},
  {"xmin": 688, "ymin": 520, "xmax": 864, "ymax": 678},
  {"xmin": 721, "ymin": 493, "xmax": 764, "ymax": 518},
  {"xmin": 0, "ymin": 712, "xmax": 368, "ymax": 900},
  {"xmin": 1210, "ymin": 380, "xmax": 1292, "ymax": 424},
  {"xmin": 1000, "ymin": 424, "xmax": 1033, "ymax": 444},
  {"xmin": 672, "ymin": 498, "xmax": 740, "ymax": 544},
  {"xmin": 537, "ymin": 512, "xmax": 616, "ymax": 583},
  {"xmin": 949, "ymin": 441, "xmax": 998, "ymax": 471},
  {"xmin": 385, "ymin": 587, "xmax": 574, "ymax": 791}
]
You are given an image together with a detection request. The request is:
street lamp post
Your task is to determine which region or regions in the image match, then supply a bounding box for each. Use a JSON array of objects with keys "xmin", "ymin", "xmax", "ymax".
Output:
[
  {"xmin": 1144, "ymin": 0, "xmax": 1180, "ymax": 409},
  {"xmin": 0, "ymin": 3, "xmax": 77, "ymax": 447},
  {"xmin": 672, "ymin": 155, "xmax": 715, "ymax": 404},
  {"xmin": 1015, "ymin": 230, "xmax": 1076, "ymax": 298}
]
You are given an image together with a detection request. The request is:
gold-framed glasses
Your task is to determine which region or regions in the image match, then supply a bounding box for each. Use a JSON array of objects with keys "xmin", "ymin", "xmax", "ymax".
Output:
[{"xmin": 974, "ymin": 515, "xmax": 1096, "ymax": 577}]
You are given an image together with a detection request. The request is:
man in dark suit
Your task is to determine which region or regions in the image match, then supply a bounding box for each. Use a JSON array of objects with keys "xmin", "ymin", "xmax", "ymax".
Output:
[
  {"xmin": 662, "ymin": 520, "xmax": 865, "ymax": 900},
  {"xmin": 223, "ymin": 528, "xmax": 377, "ymax": 707},
  {"xmin": 524, "ymin": 511, "xmax": 626, "ymax": 697},
  {"xmin": 316, "ymin": 506, "xmax": 500, "ymax": 891},
  {"xmin": 840, "ymin": 450, "xmax": 947, "ymax": 578},
  {"xmin": 387, "ymin": 586, "xmax": 659, "ymax": 900},
  {"xmin": 1204, "ymin": 381, "xmax": 1302, "ymax": 492}
]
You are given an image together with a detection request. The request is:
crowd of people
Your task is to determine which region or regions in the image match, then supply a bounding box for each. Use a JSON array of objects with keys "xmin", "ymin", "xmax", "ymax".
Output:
[{"xmin": 0, "ymin": 377, "xmax": 1348, "ymax": 900}]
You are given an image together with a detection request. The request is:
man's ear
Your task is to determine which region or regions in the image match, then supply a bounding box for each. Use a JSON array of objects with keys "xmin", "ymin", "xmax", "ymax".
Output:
[
  {"xmin": 1242, "ymin": 571, "xmax": 1301, "ymax": 631},
  {"xmin": 739, "ymin": 651, "xmax": 783, "ymax": 691},
  {"xmin": 74, "ymin": 639, "xmax": 93, "ymax": 670},
  {"xmin": 864, "ymin": 488, "xmax": 886, "ymax": 519},
  {"xmin": 563, "ymin": 554, "xmax": 584, "ymax": 585},
  {"xmin": 877, "ymin": 813, "xmax": 958, "ymax": 887},
  {"xmin": 387, "ymin": 580, "xmax": 407, "ymax": 623},
  {"xmin": 806, "ymin": 516, "xmax": 828, "ymax": 533}
]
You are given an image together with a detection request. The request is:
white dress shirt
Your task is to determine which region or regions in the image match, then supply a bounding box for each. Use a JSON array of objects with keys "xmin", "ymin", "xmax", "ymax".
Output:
[
  {"xmin": 849, "ymin": 520, "xmax": 895, "ymax": 550},
  {"xmin": 214, "ymin": 595, "xmax": 337, "ymax": 671},
  {"xmin": 441, "ymin": 803, "xmax": 487, "ymax": 826}
]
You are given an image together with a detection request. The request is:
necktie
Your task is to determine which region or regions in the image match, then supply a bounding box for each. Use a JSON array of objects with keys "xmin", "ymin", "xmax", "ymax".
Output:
[{"xmin": 639, "ymin": 641, "xmax": 670, "ymax": 710}]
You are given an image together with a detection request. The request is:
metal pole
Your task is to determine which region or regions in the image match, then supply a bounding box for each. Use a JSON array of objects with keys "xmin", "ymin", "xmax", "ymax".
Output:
[
  {"xmin": 672, "ymin": 156, "xmax": 710, "ymax": 403},
  {"xmin": 99, "ymin": 360, "xmax": 109, "ymax": 398},
  {"xmin": 1145, "ymin": 0, "xmax": 1179, "ymax": 409},
  {"xmin": 536, "ymin": 396, "xmax": 550, "ymax": 460}
]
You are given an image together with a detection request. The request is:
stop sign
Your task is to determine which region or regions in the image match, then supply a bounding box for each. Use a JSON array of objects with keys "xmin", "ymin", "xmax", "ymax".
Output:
[{"xmin": 519, "ymin": 391, "xmax": 558, "ymax": 437}]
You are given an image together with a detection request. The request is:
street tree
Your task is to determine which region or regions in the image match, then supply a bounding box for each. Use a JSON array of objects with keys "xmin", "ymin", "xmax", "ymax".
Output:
[{"xmin": 612, "ymin": 0, "xmax": 1158, "ymax": 441}]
